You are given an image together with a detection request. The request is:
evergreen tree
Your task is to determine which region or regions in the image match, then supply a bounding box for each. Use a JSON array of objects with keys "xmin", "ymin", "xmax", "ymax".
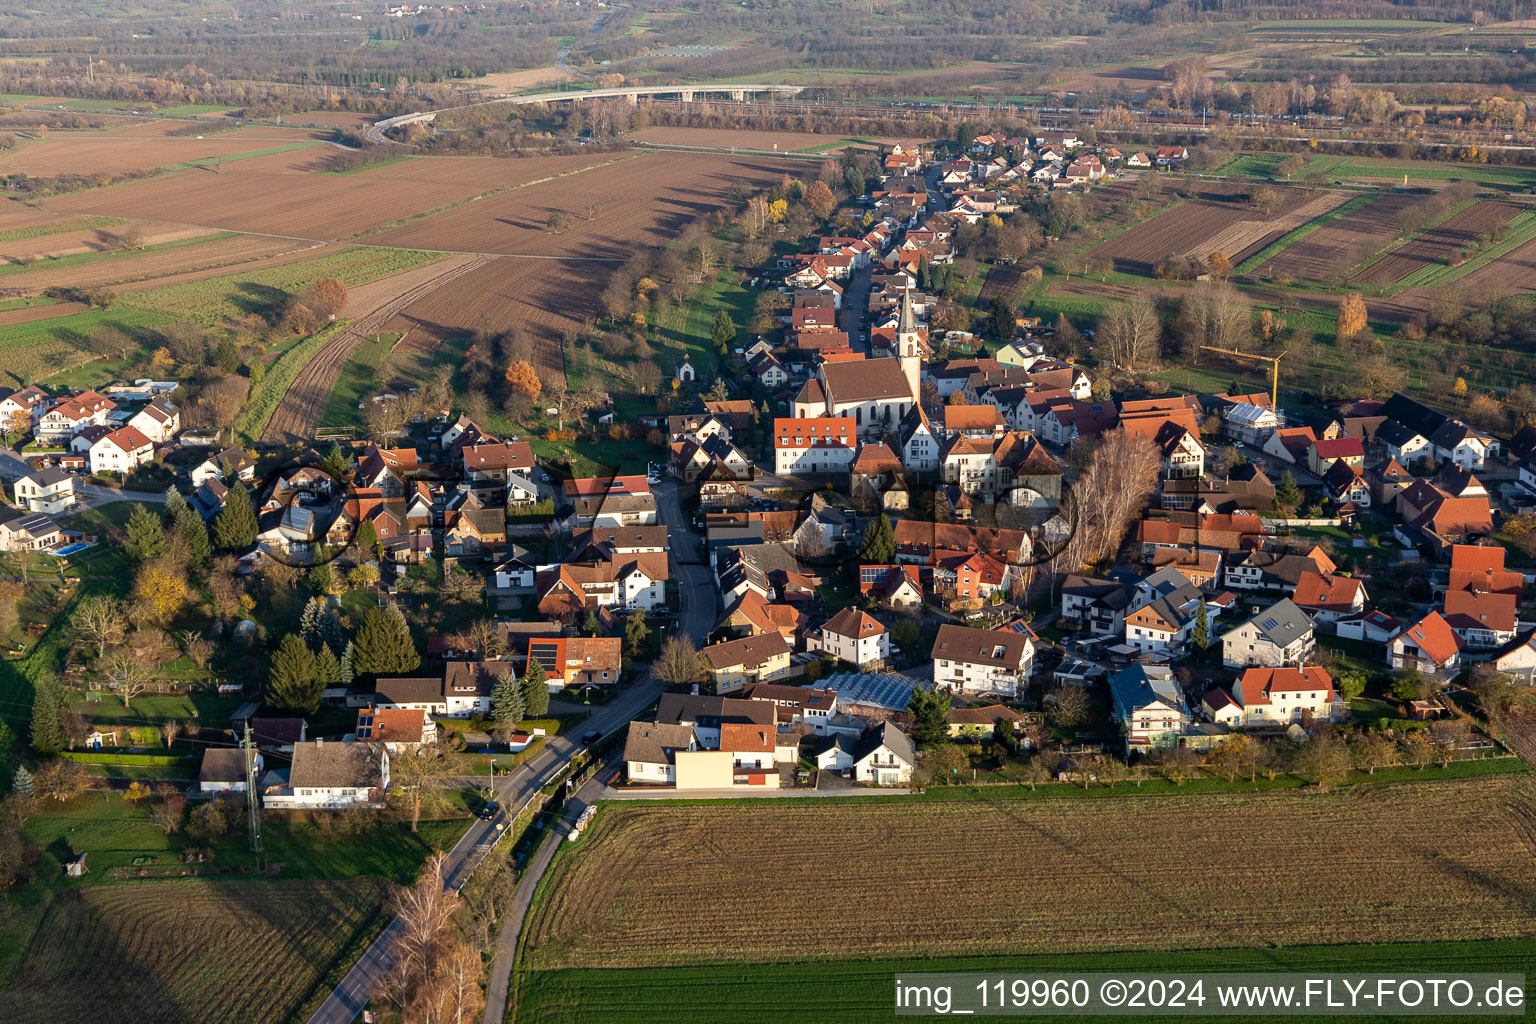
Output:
[
  {"xmin": 353, "ymin": 605, "xmax": 420, "ymax": 675},
  {"xmin": 321, "ymin": 442, "xmax": 351, "ymax": 481},
  {"xmin": 124, "ymin": 504, "xmax": 169, "ymax": 563},
  {"xmin": 173, "ymin": 499, "xmax": 211, "ymax": 567},
  {"xmin": 907, "ymin": 686, "xmax": 951, "ymax": 748},
  {"xmin": 356, "ymin": 520, "xmax": 379, "ymax": 557},
  {"xmin": 1192, "ymin": 600, "xmax": 1210, "ymax": 651},
  {"xmin": 268, "ymin": 633, "xmax": 322, "ymax": 715},
  {"xmin": 583, "ymin": 608, "xmax": 601, "ymax": 636},
  {"xmin": 12, "ymin": 764, "xmax": 32, "ymax": 797},
  {"xmin": 315, "ymin": 645, "xmax": 342, "ymax": 687},
  {"xmin": 339, "ymin": 641, "xmax": 355, "ymax": 685},
  {"xmin": 918, "ymin": 254, "xmax": 931, "ymax": 291},
  {"xmin": 29, "ymin": 677, "xmax": 65, "ymax": 756},
  {"xmin": 858, "ymin": 514, "xmax": 896, "ymax": 564},
  {"xmin": 212, "ymin": 485, "xmax": 258, "ymax": 550},
  {"xmin": 1275, "ymin": 471, "xmax": 1303, "ymax": 511},
  {"xmin": 299, "ymin": 597, "xmax": 344, "ymax": 655},
  {"xmin": 164, "ymin": 486, "xmax": 192, "ymax": 523},
  {"xmin": 522, "ymin": 661, "xmax": 550, "ymax": 718},
  {"xmin": 710, "ymin": 309, "xmax": 735, "ymax": 355},
  {"xmin": 491, "ymin": 670, "xmax": 525, "ymax": 724},
  {"xmin": 623, "ymin": 608, "xmax": 651, "ymax": 658}
]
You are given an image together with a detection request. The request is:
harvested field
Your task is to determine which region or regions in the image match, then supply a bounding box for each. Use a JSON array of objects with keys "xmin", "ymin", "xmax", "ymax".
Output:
[
  {"xmin": 0, "ymin": 201, "xmax": 68, "ymax": 233},
  {"xmin": 220, "ymin": 146, "xmax": 338, "ymax": 174},
  {"xmin": 1452, "ymin": 233, "xmax": 1536, "ymax": 296},
  {"xmin": 632, "ymin": 126, "xmax": 858, "ymax": 152},
  {"xmin": 1187, "ymin": 190, "xmax": 1346, "ymax": 264},
  {"xmin": 370, "ymin": 152, "xmax": 812, "ymax": 258},
  {"xmin": 0, "ymin": 221, "xmax": 212, "ymax": 263},
  {"xmin": 1258, "ymin": 193, "xmax": 1422, "ymax": 281},
  {"xmin": 0, "ymin": 128, "xmax": 329, "ymax": 177},
  {"xmin": 1090, "ymin": 186, "xmax": 1344, "ymax": 274},
  {"xmin": 346, "ymin": 151, "xmax": 618, "ymax": 189},
  {"xmin": 286, "ymin": 110, "xmax": 377, "ymax": 128},
  {"xmin": 1354, "ymin": 200, "xmax": 1523, "ymax": 286},
  {"xmin": 261, "ymin": 254, "xmax": 490, "ymax": 442},
  {"xmin": 0, "ymin": 235, "xmax": 324, "ymax": 294},
  {"xmin": 0, "ymin": 300, "xmax": 88, "ymax": 325},
  {"xmin": 7, "ymin": 877, "xmax": 388, "ymax": 1024},
  {"xmin": 385, "ymin": 256, "xmax": 600, "ymax": 381},
  {"xmin": 525, "ymin": 776, "xmax": 1536, "ymax": 969},
  {"xmin": 44, "ymin": 153, "xmax": 617, "ymax": 240}
]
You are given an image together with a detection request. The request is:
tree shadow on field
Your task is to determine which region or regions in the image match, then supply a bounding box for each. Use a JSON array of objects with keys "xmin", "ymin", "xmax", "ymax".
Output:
[{"xmin": 234, "ymin": 281, "xmax": 293, "ymax": 318}]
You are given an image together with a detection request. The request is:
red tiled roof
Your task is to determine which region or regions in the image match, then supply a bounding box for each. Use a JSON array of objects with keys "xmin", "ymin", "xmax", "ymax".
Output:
[
  {"xmin": 1292, "ymin": 571, "xmax": 1363, "ymax": 614},
  {"xmin": 1394, "ymin": 611, "xmax": 1461, "ymax": 666},
  {"xmin": 1236, "ymin": 666, "xmax": 1334, "ymax": 707},
  {"xmin": 1442, "ymin": 589, "xmax": 1517, "ymax": 632}
]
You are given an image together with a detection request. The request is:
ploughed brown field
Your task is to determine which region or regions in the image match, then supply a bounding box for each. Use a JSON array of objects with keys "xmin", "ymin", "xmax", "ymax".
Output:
[
  {"xmin": 0, "ymin": 301, "xmax": 90, "ymax": 326},
  {"xmin": 43, "ymin": 150, "xmax": 621, "ymax": 239},
  {"xmin": 0, "ymin": 126, "xmax": 330, "ymax": 177},
  {"xmin": 1353, "ymin": 200, "xmax": 1523, "ymax": 286},
  {"xmin": 525, "ymin": 776, "xmax": 1536, "ymax": 970},
  {"xmin": 1089, "ymin": 184, "xmax": 1343, "ymax": 274},
  {"xmin": 630, "ymin": 126, "xmax": 866, "ymax": 152},
  {"xmin": 368, "ymin": 151, "xmax": 813, "ymax": 258},
  {"xmin": 1257, "ymin": 192, "xmax": 1423, "ymax": 281},
  {"xmin": 0, "ymin": 235, "xmax": 325, "ymax": 294}
]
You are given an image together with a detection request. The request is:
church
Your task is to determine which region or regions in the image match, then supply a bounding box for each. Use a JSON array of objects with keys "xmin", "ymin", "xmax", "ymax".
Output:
[{"xmin": 791, "ymin": 290, "xmax": 924, "ymax": 440}]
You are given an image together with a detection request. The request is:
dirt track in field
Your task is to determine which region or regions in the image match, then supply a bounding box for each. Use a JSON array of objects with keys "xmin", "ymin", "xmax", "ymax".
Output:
[
  {"xmin": 260, "ymin": 254, "xmax": 489, "ymax": 443},
  {"xmin": 0, "ymin": 301, "xmax": 89, "ymax": 326}
]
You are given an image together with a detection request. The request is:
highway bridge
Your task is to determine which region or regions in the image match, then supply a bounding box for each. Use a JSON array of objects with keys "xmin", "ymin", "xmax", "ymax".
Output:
[{"xmin": 365, "ymin": 83, "xmax": 805, "ymax": 143}]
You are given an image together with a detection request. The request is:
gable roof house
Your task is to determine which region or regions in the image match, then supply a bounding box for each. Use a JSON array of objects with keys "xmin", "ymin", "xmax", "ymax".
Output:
[
  {"xmin": 37, "ymin": 390, "xmax": 115, "ymax": 441},
  {"xmin": 1220, "ymin": 598, "xmax": 1315, "ymax": 668},
  {"xmin": 1441, "ymin": 588, "xmax": 1518, "ymax": 648},
  {"xmin": 1060, "ymin": 575, "xmax": 1134, "ymax": 638},
  {"xmin": 813, "ymin": 608, "xmax": 891, "ymax": 669},
  {"xmin": 526, "ymin": 636, "xmax": 623, "ymax": 690},
  {"xmin": 127, "ymin": 396, "xmax": 180, "ymax": 444},
  {"xmin": 264, "ymin": 740, "xmax": 389, "ymax": 809},
  {"xmin": 1232, "ymin": 666, "xmax": 1342, "ymax": 725},
  {"xmin": 773, "ymin": 417, "xmax": 856, "ymax": 477},
  {"xmin": 13, "ymin": 467, "xmax": 75, "ymax": 515},
  {"xmin": 701, "ymin": 633, "xmax": 794, "ymax": 691},
  {"xmin": 462, "ymin": 441, "xmax": 535, "ymax": 483},
  {"xmin": 851, "ymin": 721, "xmax": 917, "ymax": 785},
  {"xmin": 190, "ymin": 446, "xmax": 255, "ymax": 487},
  {"xmin": 930, "ymin": 623, "xmax": 1034, "ymax": 697},
  {"xmin": 1122, "ymin": 567, "xmax": 1205, "ymax": 657},
  {"xmin": 1292, "ymin": 571, "xmax": 1368, "ymax": 627},
  {"xmin": 88, "ymin": 426, "xmax": 155, "ymax": 476},
  {"xmin": 623, "ymin": 721, "xmax": 699, "ymax": 786},
  {"xmin": 0, "ymin": 512, "xmax": 61, "ymax": 552},
  {"xmin": 1389, "ymin": 610, "xmax": 1462, "ymax": 678}
]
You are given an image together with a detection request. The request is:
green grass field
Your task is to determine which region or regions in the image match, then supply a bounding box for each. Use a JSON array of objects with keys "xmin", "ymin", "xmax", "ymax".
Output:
[
  {"xmin": 517, "ymin": 937, "xmax": 1536, "ymax": 1024},
  {"xmin": 172, "ymin": 140, "xmax": 322, "ymax": 171},
  {"xmin": 1390, "ymin": 208, "xmax": 1536, "ymax": 292},
  {"xmin": 0, "ymin": 307, "xmax": 173, "ymax": 387},
  {"xmin": 318, "ymin": 331, "xmax": 399, "ymax": 428},
  {"xmin": 156, "ymin": 104, "xmax": 236, "ymax": 116},
  {"xmin": 1333, "ymin": 156, "xmax": 1536, "ymax": 190}
]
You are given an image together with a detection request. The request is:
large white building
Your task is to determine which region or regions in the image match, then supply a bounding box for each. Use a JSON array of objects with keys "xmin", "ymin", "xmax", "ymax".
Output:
[
  {"xmin": 88, "ymin": 425, "xmax": 154, "ymax": 476},
  {"xmin": 773, "ymin": 417, "xmax": 856, "ymax": 476},
  {"xmin": 929, "ymin": 623, "xmax": 1035, "ymax": 696},
  {"xmin": 791, "ymin": 291, "xmax": 923, "ymax": 439}
]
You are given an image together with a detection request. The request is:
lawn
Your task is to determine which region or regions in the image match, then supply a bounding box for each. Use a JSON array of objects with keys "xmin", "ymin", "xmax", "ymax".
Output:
[
  {"xmin": 157, "ymin": 104, "xmax": 237, "ymax": 116},
  {"xmin": 530, "ymin": 436, "xmax": 658, "ymax": 479},
  {"xmin": 517, "ymin": 936, "xmax": 1536, "ymax": 1024},
  {"xmin": 1332, "ymin": 156, "xmax": 1536, "ymax": 191},
  {"xmin": 318, "ymin": 331, "xmax": 399, "ymax": 428}
]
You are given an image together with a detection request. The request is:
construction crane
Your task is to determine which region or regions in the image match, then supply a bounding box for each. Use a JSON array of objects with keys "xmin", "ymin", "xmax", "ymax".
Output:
[{"xmin": 1199, "ymin": 347, "xmax": 1287, "ymax": 408}]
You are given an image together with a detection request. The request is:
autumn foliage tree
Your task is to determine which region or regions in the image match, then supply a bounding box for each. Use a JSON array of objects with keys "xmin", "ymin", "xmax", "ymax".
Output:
[
  {"xmin": 301, "ymin": 277, "xmax": 349, "ymax": 321},
  {"xmin": 806, "ymin": 179, "xmax": 837, "ymax": 219},
  {"xmin": 1337, "ymin": 292, "xmax": 1368, "ymax": 343},
  {"xmin": 505, "ymin": 360, "xmax": 541, "ymax": 401}
]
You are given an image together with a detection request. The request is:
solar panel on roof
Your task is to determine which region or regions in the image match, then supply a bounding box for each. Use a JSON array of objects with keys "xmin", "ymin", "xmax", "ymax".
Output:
[{"xmin": 1260, "ymin": 617, "xmax": 1279, "ymax": 631}]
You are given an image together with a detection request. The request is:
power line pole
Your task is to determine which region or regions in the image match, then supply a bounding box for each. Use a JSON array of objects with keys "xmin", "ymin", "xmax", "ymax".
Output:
[{"xmin": 243, "ymin": 720, "xmax": 263, "ymax": 854}]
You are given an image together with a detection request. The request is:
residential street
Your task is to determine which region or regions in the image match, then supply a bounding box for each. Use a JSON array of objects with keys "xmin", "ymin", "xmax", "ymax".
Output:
[{"xmin": 308, "ymin": 470, "xmax": 706, "ymax": 1024}]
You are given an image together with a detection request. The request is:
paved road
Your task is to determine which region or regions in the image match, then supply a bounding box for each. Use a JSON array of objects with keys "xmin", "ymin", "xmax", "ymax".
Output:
[
  {"xmin": 480, "ymin": 765, "xmax": 616, "ymax": 1024},
  {"xmin": 305, "ymin": 682, "xmax": 660, "ymax": 1024},
  {"xmin": 310, "ymin": 469, "xmax": 708, "ymax": 1024}
]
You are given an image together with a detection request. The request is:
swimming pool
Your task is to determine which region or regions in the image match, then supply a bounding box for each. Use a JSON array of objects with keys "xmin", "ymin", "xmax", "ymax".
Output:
[{"xmin": 50, "ymin": 543, "xmax": 92, "ymax": 557}]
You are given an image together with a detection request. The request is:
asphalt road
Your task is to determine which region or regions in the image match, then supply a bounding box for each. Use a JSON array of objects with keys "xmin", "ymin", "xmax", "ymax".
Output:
[
  {"xmin": 480, "ymin": 766, "xmax": 616, "ymax": 1024},
  {"xmin": 308, "ymin": 471, "xmax": 709, "ymax": 1024}
]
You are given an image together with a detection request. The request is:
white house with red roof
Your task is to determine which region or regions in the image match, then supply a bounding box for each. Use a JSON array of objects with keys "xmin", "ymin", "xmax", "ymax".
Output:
[
  {"xmin": 1292, "ymin": 570, "xmax": 1368, "ymax": 628},
  {"xmin": 773, "ymin": 417, "xmax": 856, "ymax": 476},
  {"xmin": 1388, "ymin": 610, "xmax": 1462, "ymax": 678},
  {"xmin": 38, "ymin": 390, "xmax": 116, "ymax": 442},
  {"xmin": 812, "ymin": 608, "xmax": 890, "ymax": 668},
  {"xmin": 1230, "ymin": 666, "xmax": 1342, "ymax": 725},
  {"xmin": 88, "ymin": 425, "xmax": 154, "ymax": 475}
]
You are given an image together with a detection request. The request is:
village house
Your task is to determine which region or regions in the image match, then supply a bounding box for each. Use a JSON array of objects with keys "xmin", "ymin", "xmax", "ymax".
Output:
[
  {"xmin": 0, "ymin": 512, "xmax": 61, "ymax": 552},
  {"xmin": 1060, "ymin": 575, "xmax": 1134, "ymax": 638},
  {"xmin": 198, "ymin": 748, "xmax": 261, "ymax": 795},
  {"xmin": 353, "ymin": 705, "xmax": 436, "ymax": 752},
  {"xmin": 930, "ymin": 623, "xmax": 1034, "ymax": 696},
  {"xmin": 1228, "ymin": 666, "xmax": 1341, "ymax": 726},
  {"xmin": 526, "ymin": 636, "xmax": 623, "ymax": 690},
  {"xmin": 622, "ymin": 721, "xmax": 699, "ymax": 786},
  {"xmin": 88, "ymin": 425, "xmax": 154, "ymax": 476},
  {"xmin": 851, "ymin": 722, "xmax": 916, "ymax": 785},
  {"xmin": 127, "ymin": 397, "xmax": 180, "ymax": 444},
  {"xmin": 812, "ymin": 608, "xmax": 891, "ymax": 669},
  {"xmin": 373, "ymin": 662, "xmax": 503, "ymax": 718},
  {"xmin": 1107, "ymin": 664, "xmax": 1189, "ymax": 754},
  {"xmin": 1291, "ymin": 571, "xmax": 1368, "ymax": 628},
  {"xmin": 263, "ymin": 740, "xmax": 389, "ymax": 809},
  {"xmin": 0, "ymin": 385, "xmax": 49, "ymax": 430},
  {"xmin": 701, "ymin": 633, "xmax": 794, "ymax": 691},
  {"xmin": 37, "ymin": 390, "xmax": 115, "ymax": 442},
  {"xmin": 1221, "ymin": 598, "xmax": 1315, "ymax": 668},
  {"xmin": 190, "ymin": 446, "xmax": 255, "ymax": 487},
  {"xmin": 1122, "ymin": 566, "xmax": 1205, "ymax": 657},
  {"xmin": 13, "ymin": 467, "xmax": 75, "ymax": 514},
  {"xmin": 948, "ymin": 704, "xmax": 1029, "ymax": 742},
  {"xmin": 1388, "ymin": 610, "xmax": 1462, "ymax": 678}
]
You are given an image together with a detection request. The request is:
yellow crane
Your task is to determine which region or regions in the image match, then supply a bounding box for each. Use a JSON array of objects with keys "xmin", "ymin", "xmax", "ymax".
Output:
[{"xmin": 1199, "ymin": 346, "xmax": 1288, "ymax": 408}]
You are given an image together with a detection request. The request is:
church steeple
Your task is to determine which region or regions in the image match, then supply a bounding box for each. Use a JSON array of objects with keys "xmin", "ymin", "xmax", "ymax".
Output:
[{"xmin": 897, "ymin": 286, "xmax": 922, "ymax": 401}]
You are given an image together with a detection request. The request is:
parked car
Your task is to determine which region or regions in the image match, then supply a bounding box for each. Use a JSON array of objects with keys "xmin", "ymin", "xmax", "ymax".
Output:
[{"xmin": 581, "ymin": 730, "xmax": 603, "ymax": 745}]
